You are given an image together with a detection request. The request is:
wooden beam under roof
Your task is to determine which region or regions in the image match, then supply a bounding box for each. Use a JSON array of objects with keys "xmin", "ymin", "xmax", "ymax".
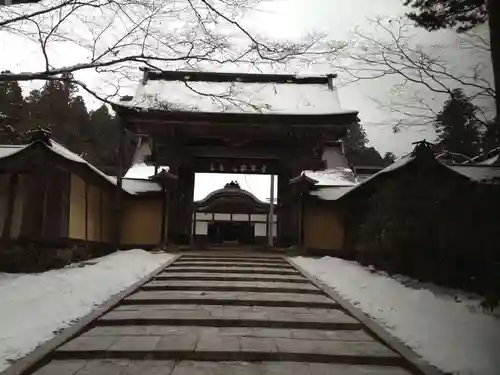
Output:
[{"xmin": 141, "ymin": 68, "xmax": 337, "ymax": 85}]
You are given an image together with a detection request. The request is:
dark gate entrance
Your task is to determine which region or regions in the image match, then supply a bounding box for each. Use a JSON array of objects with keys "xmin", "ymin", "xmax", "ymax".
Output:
[{"xmin": 207, "ymin": 222, "xmax": 254, "ymax": 244}]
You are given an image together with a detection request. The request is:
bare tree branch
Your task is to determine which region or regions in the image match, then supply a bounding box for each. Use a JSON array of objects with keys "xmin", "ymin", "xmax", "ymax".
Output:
[
  {"xmin": 334, "ymin": 17, "xmax": 495, "ymax": 130},
  {"xmin": 1, "ymin": 0, "xmax": 344, "ymax": 103}
]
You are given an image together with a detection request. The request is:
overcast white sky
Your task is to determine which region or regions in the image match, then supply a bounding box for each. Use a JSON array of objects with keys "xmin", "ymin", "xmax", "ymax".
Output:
[{"xmin": 1, "ymin": 0, "xmax": 494, "ymax": 200}]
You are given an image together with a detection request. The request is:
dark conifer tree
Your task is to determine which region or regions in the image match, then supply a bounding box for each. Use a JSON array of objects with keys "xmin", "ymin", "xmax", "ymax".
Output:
[{"xmin": 434, "ymin": 89, "xmax": 482, "ymax": 158}]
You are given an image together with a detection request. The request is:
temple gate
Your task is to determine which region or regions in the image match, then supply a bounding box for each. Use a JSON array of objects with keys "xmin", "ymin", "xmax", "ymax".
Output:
[{"xmin": 113, "ymin": 70, "xmax": 358, "ymax": 247}]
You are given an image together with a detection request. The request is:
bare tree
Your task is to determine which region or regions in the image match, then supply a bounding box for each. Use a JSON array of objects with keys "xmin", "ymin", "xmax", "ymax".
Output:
[
  {"xmin": 335, "ymin": 17, "xmax": 495, "ymax": 130},
  {"xmin": 0, "ymin": 0, "xmax": 342, "ymax": 103}
]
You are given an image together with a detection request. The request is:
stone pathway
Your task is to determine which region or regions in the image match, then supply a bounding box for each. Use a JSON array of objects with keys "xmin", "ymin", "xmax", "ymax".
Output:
[{"xmin": 29, "ymin": 253, "xmax": 426, "ymax": 374}]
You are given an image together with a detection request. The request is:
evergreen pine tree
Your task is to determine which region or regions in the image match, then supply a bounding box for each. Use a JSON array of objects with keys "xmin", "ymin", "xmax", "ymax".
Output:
[
  {"xmin": 434, "ymin": 89, "xmax": 482, "ymax": 158},
  {"xmin": 343, "ymin": 121, "xmax": 386, "ymax": 166}
]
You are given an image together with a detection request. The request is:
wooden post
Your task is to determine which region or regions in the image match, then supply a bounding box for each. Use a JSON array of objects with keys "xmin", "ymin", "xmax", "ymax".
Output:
[
  {"xmin": 114, "ymin": 127, "xmax": 125, "ymax": 249},
  {"xmin": 84, "ymin": 181, "xmax": 88, "ymax": 243},
  {"xmin": 268, "ymin": 174, "xmax": 275, "ymax": 247},
  {"xmin": 298, "ymin": 194, "xmax": 305, "ymax": 250},
  {"xmin": 160, "ymin": 188, "xmax": 169, "ymax": 247}
]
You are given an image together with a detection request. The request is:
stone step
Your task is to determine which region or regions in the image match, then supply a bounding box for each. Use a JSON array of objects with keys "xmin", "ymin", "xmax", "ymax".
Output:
[
  {"xmin": 123, "ymin": 290, "xmax": 337, "ymax": 309},
  {"xmin": 141, "ymin": 281, "xmax": 322, "ymax": 295},
  {"xmin": 85, "ymin": 325, "xmax": 372, "ymax": 341},
  {"xmin": 180, "ymin": 254, "xmax": 283, "ymax": 260},
  {"xmin": 146, "ymin": 280, "xmax": 318, "ymax": 290},
  {"xmin": 33, "ymin": 359, "xmax": 413, "ymax": 375},
  {"xmin": 97, "ymin": 305, "xmax": 357, "ymax": 330},
  {"xmin": 155, "ymin": 273, "xmax": 308, "ymax": 283},
  {"xmin": 178, "ymin": 257, "xmax": 287, "ymax": 264},
  {"xmin": 54, "ymin": 333, "xmax": 403, "ymax": 367},
  {"xmin": 163, "ymin": 267, "xmax": 299, "ymax": 275},
  {"xmin": 173, "ymin": 261, "xmax": 293, "ymax": 269}
]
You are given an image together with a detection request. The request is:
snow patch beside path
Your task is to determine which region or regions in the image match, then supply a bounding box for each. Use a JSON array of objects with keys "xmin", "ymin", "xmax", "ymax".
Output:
[
  {"xmin": 0, "ymin": 249, "xmax": 174, "ymax": 371},
  {"xmin": 291, "ymin": 256, "xmax": 500, "ymax": 375}
]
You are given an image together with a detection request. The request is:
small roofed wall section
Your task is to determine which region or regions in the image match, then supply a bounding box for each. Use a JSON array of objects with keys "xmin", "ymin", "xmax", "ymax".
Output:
[
  {"xmin": 303, "ymin": 200, "xmax": 345, "ymax": 253},
  {"xmin": 68, "ymin": 173, "xmax": 113, "ymax": 243},
  {"xmin": 120, "ymin": 198, "xmax": 163, "ymax": 248}
]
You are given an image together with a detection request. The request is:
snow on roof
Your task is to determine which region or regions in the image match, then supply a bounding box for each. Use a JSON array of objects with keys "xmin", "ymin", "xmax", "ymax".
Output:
[
  {"xmin": 0, "ymin": 140, "xmax": 161, "ymax": 196},
  {"xmin": 195, "ymin": 186, "xmax": 267, "ymax": 205},
  {"xmin": 310, "ymin": 153, "xmax": 500, "ymax": 201},
  {"xmin": 0, "ymin": 144, "xmax": 27, "ymax": 159},
  {"xmin": 447, "ymin": 165, "xmax": 500, "ymax": 182},
  {"xmin": 304, "ymin": 167, "xmax": 357, "ymax": 187},
  {"xmin": 123, "ymin": 71, "xmax": 354, "ymax": 115},
  {"xmin": 315, "ymin": 156, "xmax": 416, "ymax": 201},
  {"xmin": 479, "ymin": 154, "xmax": 499, "ymax": 165},
  {"xmin": 121, "ymin": 178, "xmax": 162, "ymax": 194},
  {"xmin": 322, "ymin": 146, "xmax": 350, "ymax": 169},
  {"xmin": 125, "ymin": 164, "xmax": 168, "ymax": 179},
  {"xmin": 310, "ymin": 186, "xmax": 354, "ymax": 201},
  {"xmin": 49, "ymin": 140, "xmax": 118, "ymax": 187}
]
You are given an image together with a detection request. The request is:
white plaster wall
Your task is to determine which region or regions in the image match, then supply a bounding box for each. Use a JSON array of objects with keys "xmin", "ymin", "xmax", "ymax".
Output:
[
  {"xmin": 214, "ymin": 213, "xmax": 231, "ymax": 221},
  {"xmin": 250, "ymin": 214, "xmax": 267, "ymax": 222},
  {"xmin": 195, "ymin": 221, "xmax": 208, "ymax": 235},
  {"xmin": 232, "ymin": 214, "xmax": 249, "ymax": 221},
  {"xmin": 195, "ymin": 212, "xmax": 212, "ymax": 220},
  {"xmin": 254, "ymin": 223, "xmax": 267, "ymax": 237}
]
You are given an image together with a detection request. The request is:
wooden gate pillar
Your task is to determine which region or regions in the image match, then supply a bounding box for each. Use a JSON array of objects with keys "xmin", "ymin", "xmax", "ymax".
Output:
[
  {"xmin": 167, "ymin": 164, "xmax": 195, "ymax": 245},
  {"xmin": 277, "ymin": 171, "xmax": 299, "ymax": 247}
]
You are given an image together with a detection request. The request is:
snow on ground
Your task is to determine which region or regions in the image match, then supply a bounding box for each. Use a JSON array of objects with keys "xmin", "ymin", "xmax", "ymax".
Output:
[
  {"xmin": 0, "ymin": 249, "xmax": 173, "ymax": 371},
  {"xmin": 291, "ymin": 256, "xmax": 500, "ymax": 375}
]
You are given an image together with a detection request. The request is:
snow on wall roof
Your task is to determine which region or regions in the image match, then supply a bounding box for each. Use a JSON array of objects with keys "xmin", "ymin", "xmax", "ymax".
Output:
[
  {"xmin": 312, "ymin": 156, "xmax": 416, "ymax": 201},
  {"xmin": 322, "ymin": 146, "xmax": 350, "ymax": 169},
  {"xmin": 310, "ymin": 186, "xmax": 354, "ymax": 201},
  {"xmin": 304, "ymin": 167, "xmax": 357, "ymax": 187},
  {"xmin": 125, "ymin": 164, "xmax": 168, "ymax": 179},
  {"xmin": 49, "ymin": 140, "xmax": 118, "ymax": 187},
  {"xmin": 313, "ymin": 156, "xmax": 500, "ymax": 202},
  {"xmin": 195, "ymin": 186, "xmax": 267, "ymax": 205},
  {"xmin": 123, "ymin": 70, "xmax": 354, "ymax": 115},
  {"xmin": 479, "ymin": 154, "xmax": 499, "ymax": 165},
  {"xmin": 121, "ymin": 178, "xmax": 162, "ymax": 194},
  {"xmin": 0, "ymin": 140, "xmax": 161, "ymax": 196},
  {"xmin": 0, "ymin": 145, "xmax": 27, "ymax": 159},
  {"xmin": 447, "ymin": 165, "xmax": 500, "ymax": 182}
]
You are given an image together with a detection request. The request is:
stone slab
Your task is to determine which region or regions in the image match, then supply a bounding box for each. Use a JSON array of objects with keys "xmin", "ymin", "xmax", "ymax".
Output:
[
  {"xmin": 32, "ymin": 360, "xmax": 176, "ymax": 375},
  {"xmin": 57, "ymin": 336, "xmax": 118, "ymax": 352},
  {"xmin": 164, "ymin": 266, "xmax": 298, "ymax": 275},
  {"xmin": 141, "ymin": 280, "xmax": 321, "ymax": 294},
  {"xmin": 178, "ymin": 257, "xmax": 287, "ymax": 264},
  {"xmin": 170, "ymin": 361, "xmax": 413, "ymax": 375},
  {"xmin": 145, "ymin": 280, "xmax": 318, "ymax": 290},
  {"xmin": 155, "ymin": 273, "xmax": 307, "ymax": 283},
  {"xmin": 173, "ymin": 262, "xmax": 292, "ymax": 269},
  {"xmin": 32, "ymin": 360, "xmax": 411, "ymax": 375},
  {"xmin": 111, "ymin": 304, "xmax": 340, "ymax": 315},
  {"xmin": 56, "ymin": 332, "xmax": 396, "ymax": 358},
  {"xmin": 274, "ymin": 338, "xmax": 399, "ymax": 358},
  {"xmin": 124, "ymin": 290, "xmax": 336, "ymax": 308},
  {"xmin": 155, "ymin": 333, "xmax": 199, "ymax": 351},
  {"xmin": 97, "ymin": 305, "xmax": 358, "ymax": 330},
  {"xmin": 180, "ymin": 253, "xmax": 283, "ymax": 259},
  {"xmin": 196, "ymin": 331, "xmax": 240, "ymax": 351},
  {"xmin": 30, "ymin": 360, "xmax": 87, "ymax": 375},
  {"xmin": 84, "ymin": 325, "xmax": 374, "ymax": 342}
]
